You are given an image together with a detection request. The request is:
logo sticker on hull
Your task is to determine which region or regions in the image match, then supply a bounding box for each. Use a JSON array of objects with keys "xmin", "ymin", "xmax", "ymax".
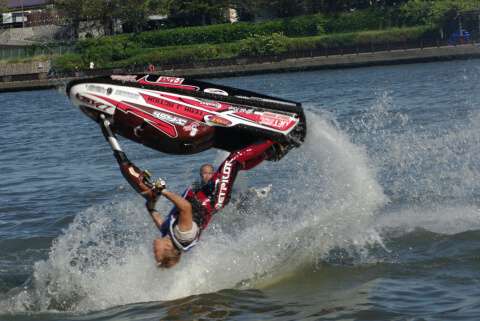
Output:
[
  {"xmin": 205, "ymin": 115, "xmax": 232, "ymax": 126},
  {"xmin": 204, "ymin": 88, "xmax": 228, "ymax": 96},
  {"xmin": 183, "ymin": 122, "xmax": 199, "ymax": 137},
  {"xmin": 111, "ymin": 75, "xmax": 138, "ymax": 82},
  {"xmin": 152, "ymin": 111, "xmax": 187, "ymax": 126}
]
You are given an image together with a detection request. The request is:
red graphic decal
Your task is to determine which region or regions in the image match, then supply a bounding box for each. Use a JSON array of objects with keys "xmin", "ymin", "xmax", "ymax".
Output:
[
  {"xmin": 157, "ymin": 76, "xmax": 184, "ymax": 84},
  {"xmin": 95, "ymin": 95, "xmax": 177, "ymax": 137},
  {"xmin": 141, "ymin": 94, "xmax": 205, "ymax": 121},
  {"xmin": 76, "ymin": 93, "xmax": 115, "ymax": 112},
  {"xmin": 160, "ymin": 94, "xmax": 228, "ymax": 111},
  {"xmin": 233, "ymin": 112, "xmax": 296, "ymax": 131},
  {"xmin": 137, "ymin": 78, "xmax": 198, "ymax": 91},
  {"xmin": 116, "ymin": 102, "xmax": 177, "ymax": 137}
]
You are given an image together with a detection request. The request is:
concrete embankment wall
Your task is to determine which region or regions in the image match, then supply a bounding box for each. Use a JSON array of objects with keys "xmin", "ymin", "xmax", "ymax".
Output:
[
  {"xmin": 0, "ymin": 60, "xmax": 51, "ymax": 75},
  {"xmin": 0, "ymin": 21, "xmax": 104, "ymax": 45},
  {"xmin": 1, "ymin": 43, "xmax": 480, "ymax": 93}
]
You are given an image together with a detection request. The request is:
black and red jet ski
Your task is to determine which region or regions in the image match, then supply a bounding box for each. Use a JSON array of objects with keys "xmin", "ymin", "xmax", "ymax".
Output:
[{"xmin": 66, "ymin": 74, "xmax": 306, "ymax": 161}]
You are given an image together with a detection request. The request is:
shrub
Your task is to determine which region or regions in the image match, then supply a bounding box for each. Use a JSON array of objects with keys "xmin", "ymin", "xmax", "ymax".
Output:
[
  {"xmin": 237, "ymin": 33, "xmax": 288, "ymax": 56},
  {"xmin": 51, "ymin": 54, "xmax": 85, "ymax": 71},
  {"xmin": 24, "ymin": 44, "xmax": 39, "ymax": 57}
]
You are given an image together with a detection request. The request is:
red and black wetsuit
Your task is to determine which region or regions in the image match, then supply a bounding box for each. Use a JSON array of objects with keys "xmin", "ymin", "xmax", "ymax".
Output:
[
  {"xmin": 100, "ymin": 116, "xmax": 276, "ymax": 251},
  {"xmin": 160, "ymin": 139, "xmax": 276, "ymax": 251}
]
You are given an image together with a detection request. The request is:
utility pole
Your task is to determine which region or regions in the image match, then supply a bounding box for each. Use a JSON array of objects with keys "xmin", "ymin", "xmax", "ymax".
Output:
[{"xmin": 21, "ymin": 0, "xmax": 24, "ymax": 28}]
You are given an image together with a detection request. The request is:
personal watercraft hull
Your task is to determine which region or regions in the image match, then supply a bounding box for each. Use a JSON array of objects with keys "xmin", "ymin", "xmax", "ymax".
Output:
[{"xmin": 66, "ymin": 74, "xmax": 306, "ymax": 160}]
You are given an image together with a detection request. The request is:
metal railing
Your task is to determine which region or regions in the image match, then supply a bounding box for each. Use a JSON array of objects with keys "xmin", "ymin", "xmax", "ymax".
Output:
[
  {"xmin": 0, "ymin": 44, "xmax": 78, "ymax": 60},
  {"xmin": 0, "ymin": 37, "xmax": 475, "ymax": 83}
]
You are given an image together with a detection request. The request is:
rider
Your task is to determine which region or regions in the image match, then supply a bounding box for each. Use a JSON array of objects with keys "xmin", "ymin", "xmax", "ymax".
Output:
[
  {"xmin": 98, "ymin": 114, "xmax": 278, "ymax": 269},
  {"xmin": 148, "ymin": 140, "xmax": 277, "ymax": 268},
  {"xmin": 191, "ymin": 164, "xmax": 214, "ymax": 192}
]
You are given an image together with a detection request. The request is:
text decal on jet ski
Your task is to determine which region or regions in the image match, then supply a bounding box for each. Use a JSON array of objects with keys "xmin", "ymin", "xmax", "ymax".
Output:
[
  {"xmin": 216, "ymin": 160, "xmax": 233, "ymax": 209},
  {"xmin": 141, "ymin": 94, "xmax": 206, "ymax": 121},
  {"xmin": 75, "ymin": 93, "xmax": 115, "ymax": 112},
  {"xmin": 233, "ymin": 111, "xmax": 297, "ymax": 131}
]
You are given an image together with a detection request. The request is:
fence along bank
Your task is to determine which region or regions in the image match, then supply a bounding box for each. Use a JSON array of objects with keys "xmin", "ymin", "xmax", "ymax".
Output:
[{"xmin": 1, "ymin": 38, "xmax": 479, "ymax": 92}]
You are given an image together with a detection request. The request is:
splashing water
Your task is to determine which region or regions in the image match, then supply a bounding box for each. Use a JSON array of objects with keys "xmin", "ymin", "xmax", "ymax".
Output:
[{"xmin": 0, "ymin": 111, "xmax": 389, "ymax": 314}]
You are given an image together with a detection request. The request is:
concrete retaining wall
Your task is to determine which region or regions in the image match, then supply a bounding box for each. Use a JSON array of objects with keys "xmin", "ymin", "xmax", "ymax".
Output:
[
  {"xmin": 2, "ymin": 44, "xmax": 480, "ymax": 93},
  {"xmin": 0, "ymin": 21, "xmax": 105, "ymax": 45},
  {"xmin": 0, "ymin": 60, "xmax": 51, "ymax": 75}
]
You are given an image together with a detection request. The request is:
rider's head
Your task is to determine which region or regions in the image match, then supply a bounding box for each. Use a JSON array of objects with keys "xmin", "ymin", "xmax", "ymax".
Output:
[
  {"xmin": 200, "ymin": 164, "xmax": 214, "ymax": 183},
  {"xmin": 153, "ymin": 237, "xmax": 181, "ymax": 269}
]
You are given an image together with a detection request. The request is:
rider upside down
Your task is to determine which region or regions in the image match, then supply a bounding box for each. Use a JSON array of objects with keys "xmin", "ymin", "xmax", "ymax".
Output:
[{"xmin": 100, "ymin": 115, "xmax": 279, "ymax": 268}]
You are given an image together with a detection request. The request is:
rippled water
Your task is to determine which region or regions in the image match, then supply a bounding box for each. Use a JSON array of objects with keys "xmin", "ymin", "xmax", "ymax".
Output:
[{"xmin": 1, "ymin": 60, "xmax": 480, "ymax": 320}]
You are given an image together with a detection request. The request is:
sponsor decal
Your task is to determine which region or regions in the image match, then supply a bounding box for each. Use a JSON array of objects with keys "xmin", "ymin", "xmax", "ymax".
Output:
[
  {"xmin": 184, "ymin": 106, "xmax": 204, "ymax": 116},
  {"xmin": 178, "ymin": 98, "xmax": 224, "ymax": 109},
  {"xmin": 259, "ymin": 112, "xmax": 293, "ymax": 129},
  {"xmin": 111, "ymin": 75, "xmax": 138, "ymax": 82},
  {"xmin": 129, "ymin": 167, "xmax": 140, "ymax": 178},
  {"xmin": 75, "ymin": 93, "xmax": 114, "ymax": 112},
  {"xmin": 86, "ymin": 84, "xmax": 107, "ymax": 94},
  {"xmin": 114, "ymin": 89, "xmax": 140, "ymax": 100},
  {"xmin": 152, "ymin": 111, "xmax": 187, "ymax": 126},
  {"xmin": 146, "ymin": 95, "xmax": 176, "ymax": 108},
  {"xmin": 200, "ymin": 101, "xmax": 223, "ymax": 109},
  {"xmin": 138, "ymin": 77, "xmax": 198, "ymax": 91},
  {"xmin": 232, "ymin": 111, "xmax": 296, "ymax": 131},
  {"xmin": 205, "ymin": 115, "xmax": 232, "ymax": 126},
  {"xmin": 161, "ymin": 94, "xmax": 226, "ymax": 111},
  {"xmin": 141, "ymin": 94, "xmax": 205, "ymax": 121},
  {"xmin": 157, "ymin": 76, "xmax": 184, "ymax": 84},
  {"xmin": 107, "ymin": 88, "xmax": 113, "ymax": 95},
  {"xmin": 216, "ymin": 160, "xmax": 232, "ymax": 209},
  {"xmin": 204, "ymin": 88, "xmax": 228, "ymax": 96},
  {"xmin": 227, "ymin": 106, "xmax": 253, "ymax": 114},
  {"xmin": 183, "ymin": 122, "xmax": 199, "ymax": 137},
  {"xmin": 262, "ymin": 112, "xmax": 292, "ymax": 121}
]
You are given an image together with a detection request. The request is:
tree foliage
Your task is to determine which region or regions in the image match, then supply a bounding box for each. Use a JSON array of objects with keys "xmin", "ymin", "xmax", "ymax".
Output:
[
  {"xmin": 120, "ymin": 0, "xmax": 165, "ymax": 32},
  {"xmin": 0, "ymin": 0, "xmax": 8, "ymax": 25},
  {"xmin": 55, "ymin": 0, "xmax": 85, "ymax": 39},
  {"xmin": 54, "ymin": 0, "xmax": 165, "ymax": 38},
  {"xmin": 82, "ymin": 0, "xmax": 122, "ymax": 35},
  {"xmin": 53, "ymin": 0, "xmax": 480, "ymax": 44}
]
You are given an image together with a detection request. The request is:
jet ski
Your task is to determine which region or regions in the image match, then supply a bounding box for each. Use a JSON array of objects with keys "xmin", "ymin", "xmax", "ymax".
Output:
[{"xmin": 66, "ymin": 74, "xmax": 306, "ymax": 161}]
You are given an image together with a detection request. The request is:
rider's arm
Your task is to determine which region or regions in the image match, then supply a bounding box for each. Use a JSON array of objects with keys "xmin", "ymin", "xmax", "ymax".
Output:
[
  {"xmin": 150, "ymin": 211, "xmax": 164, "ymax": 231},
  {"xmin": 160, "ymin": 189, "xmax": 194, "ymax": 232}
]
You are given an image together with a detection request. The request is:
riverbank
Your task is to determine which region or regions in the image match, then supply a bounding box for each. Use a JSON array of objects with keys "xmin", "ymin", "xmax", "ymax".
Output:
[{"xmin": 1, "ymin": 43, "xmax": 479, "ymax": 93}]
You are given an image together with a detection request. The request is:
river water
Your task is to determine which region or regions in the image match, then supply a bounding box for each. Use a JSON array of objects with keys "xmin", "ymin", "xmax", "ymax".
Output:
[{"xmin": 1, "ymin": 60, "xmax": 480, "ymax": 320}]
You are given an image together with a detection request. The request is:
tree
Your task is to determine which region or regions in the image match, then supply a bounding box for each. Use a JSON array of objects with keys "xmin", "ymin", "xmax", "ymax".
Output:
[
  {"xmin": 83, "ymin": 0, "xmax": 123, "ymax": 35},
  {"xmin": 226, "ymin": 0, "xmax": 270, "ymax": 21},
  {"xmin": 55, "ymin": 0, "xmax": 85, "ymax": 39},
  {"xmin": 0, "ymin": 0, "xmax": 8, "ymax": 25},
  {"xmin": 119, "ymin": 0, "xmax": 164, "ymax": 32},
  {"xmin": 159, "ymin": 0, "xmax": 230, "ymax": 25}
]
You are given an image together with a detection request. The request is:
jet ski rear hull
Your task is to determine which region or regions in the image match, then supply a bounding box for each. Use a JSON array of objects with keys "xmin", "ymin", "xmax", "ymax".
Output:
[{"xmin": 67, "ymin": 74, "xmax": 306, "ymax": 160}]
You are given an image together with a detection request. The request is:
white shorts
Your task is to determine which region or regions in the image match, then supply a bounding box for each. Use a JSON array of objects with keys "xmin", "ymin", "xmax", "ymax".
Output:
[{"xmin": 173, "ymin": 223, "xmax": 199, "ymax": 243}]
